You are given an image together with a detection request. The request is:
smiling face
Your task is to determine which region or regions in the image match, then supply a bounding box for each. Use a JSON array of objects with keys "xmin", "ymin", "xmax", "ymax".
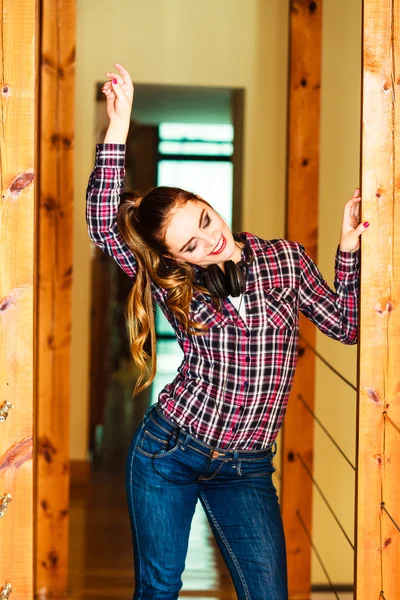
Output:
[{"xmin": 163, "ymin": 199, "xmax": 242, "ymax": 269}]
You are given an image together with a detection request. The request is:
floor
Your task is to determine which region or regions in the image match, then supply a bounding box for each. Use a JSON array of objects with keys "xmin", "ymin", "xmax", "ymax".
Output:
[
  {"xmin": 68, "ymin": 469, "xmax": 352, "ymax": 599},
  {"xmin": 68, "ymin": 340, "xmax": 353, "ymax": 599}
]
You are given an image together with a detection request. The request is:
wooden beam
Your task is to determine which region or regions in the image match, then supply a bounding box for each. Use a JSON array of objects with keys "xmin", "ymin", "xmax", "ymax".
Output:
[
  {"xmin": 356, "ymin": 0, "xmax": 400, "ymax": 597},
  {"xmin": 0, "ymin": 0, "xmax": 37, "ymax": 596},
  {"xmin": 36, "ymin": 0, "xmax": 75, "ymax": 595},
  {"xmin": 281, "ymin": 1, "xmax": 322, "ymax": 598}
]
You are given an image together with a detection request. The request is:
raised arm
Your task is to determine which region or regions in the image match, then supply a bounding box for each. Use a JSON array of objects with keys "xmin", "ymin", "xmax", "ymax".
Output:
[
  {"xmin": 299, "ymin": 243, "xmax": 360, "ymax": 344},
  {"xmin": 85, "ymin": 62, "xmax": 138, "ymax": 279}
]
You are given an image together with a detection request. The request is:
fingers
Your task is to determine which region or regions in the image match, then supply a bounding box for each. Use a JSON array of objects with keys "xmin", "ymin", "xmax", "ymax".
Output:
[
  {"xmin": 345, "ymin": 196, "xmax": 361, "ymax": 206},
  {"xmin": 355, "ymin": 221, "xmax": 369, "ymax": 236},
  {"xmin": 102, "ymin": 75, "xmax": 125, "ymax": 100},
  {"xmin": 105, "ymin": 71, "xmax": 124, "ymax": 85},
  {"xmin": 101, "ymin": 81, "xmax": 116, "ymax": 101},
  {"xmin": 350, "ymin": 201, "xmax": 360, "ymax": 219},
  {"xmin": 345, "ymin": 188, "xmax": 361, "ymax": 204},
  {"xmin": 110, "ymin": 77, "xmax": 125, "ymax": 100},
  {"xmin": 105, "ymin": 63, "xmax": 133, "ymax": 88},
  {"xmin": 114, "ymin": 62, "xmax": 133, "ymax": 85},
  {"xmin": 344, "ymin": 188, "xmax": 362, "ymax": 219}
]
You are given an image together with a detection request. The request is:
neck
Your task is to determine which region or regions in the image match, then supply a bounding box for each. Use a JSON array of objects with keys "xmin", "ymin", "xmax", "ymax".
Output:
[{"xmin": 216, "ymin": 240, "xmax": 244, "ymax": 273}]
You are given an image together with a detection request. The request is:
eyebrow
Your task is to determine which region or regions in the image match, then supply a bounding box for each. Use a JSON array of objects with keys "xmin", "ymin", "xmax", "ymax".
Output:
[{"xmin": 179, "ymin": 208, "xmax": 206, "ymax": 253}]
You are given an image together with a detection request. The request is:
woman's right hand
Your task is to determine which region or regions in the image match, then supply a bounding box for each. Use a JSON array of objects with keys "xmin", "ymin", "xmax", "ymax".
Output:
[{"xmin": 102, "ymin": 62, "xmax": 134, "ymax": 140}]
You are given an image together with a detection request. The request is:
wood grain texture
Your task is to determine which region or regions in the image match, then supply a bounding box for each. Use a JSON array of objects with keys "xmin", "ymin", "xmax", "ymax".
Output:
[
  {"xmin": 281, "ymin": 1, "xmax": 322, "ymax": 597},
  {"xmin": 0, "ymin": 0, "xmax": 37, "ymax": 596},
  {"xmin": 36, "ymin": 0, "xmax": 75, "ymax": 595},
  {"xmin": 356, "ymin": 0, "xmax": 400, "ymax": 597}
]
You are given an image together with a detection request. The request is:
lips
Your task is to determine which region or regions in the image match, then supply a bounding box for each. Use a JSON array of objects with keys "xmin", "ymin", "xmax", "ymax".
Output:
[{"xmin": 209, "ymin": 233, "xmax": 226, "ymax": 255}]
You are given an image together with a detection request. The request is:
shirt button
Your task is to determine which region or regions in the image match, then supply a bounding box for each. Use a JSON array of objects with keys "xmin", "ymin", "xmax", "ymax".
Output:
[
  {"xmin": 243, "ymin": 381, "xmax": 249, "ymax": 389},
  {"xmin": 246, "ymin": 356, "xmax": 250, "ymax": 362},
  {"xmin": 239, "ymin": 406, "xmax": 244, "ymax": 413},
  {"xmin": 245, "ymin": 331, "xmax": 250, "ymax": 337}
]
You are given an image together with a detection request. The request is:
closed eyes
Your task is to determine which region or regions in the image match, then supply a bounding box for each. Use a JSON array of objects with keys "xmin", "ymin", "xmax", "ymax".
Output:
[{"xmin": 186, "ymin": 214, "xmax": 211, "ymax": 253}]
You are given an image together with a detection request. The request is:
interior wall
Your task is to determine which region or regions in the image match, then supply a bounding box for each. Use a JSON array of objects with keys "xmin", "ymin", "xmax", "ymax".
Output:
[
  {"xmin": 72, "ymin": 0, "xmax": 361, "ymax": 586},
  {"xmin": 314, "ymin": 0, "xmax": 362, "ymax": 585},
  {"xmin": 72, "ymin": 0, "xmax": 289, "ymax": 460}
]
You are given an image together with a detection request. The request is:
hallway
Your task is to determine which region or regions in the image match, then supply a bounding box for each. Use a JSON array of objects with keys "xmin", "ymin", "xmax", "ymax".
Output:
[{"xmin": 68, "ymin": 348, "xmax": 352, "ymax": 599}]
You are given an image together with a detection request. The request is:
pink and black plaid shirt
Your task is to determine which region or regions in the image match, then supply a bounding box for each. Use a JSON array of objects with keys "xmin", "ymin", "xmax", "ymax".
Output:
[{"xmin": 86, "ymin": 144, "xmax": 360, "ymax": 450}]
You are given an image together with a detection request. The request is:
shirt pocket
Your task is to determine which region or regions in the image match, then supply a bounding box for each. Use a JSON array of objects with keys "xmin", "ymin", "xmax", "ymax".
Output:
[{"xmin": 263, "ymin": 286, "xmax": 298, "ymax": 329}]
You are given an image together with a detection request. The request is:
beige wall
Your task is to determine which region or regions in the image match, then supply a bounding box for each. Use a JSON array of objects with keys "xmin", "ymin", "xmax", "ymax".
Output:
[
  {"xmin": 72, "ymin": 0, "xmax": 361, "ymax": 586},
  {"xmin": 72, "ymin": 0, "xmax": 289, "ymax": 460},
  {"xmin": 314, "ymin": 0, "xmax": 362, "ymax": 585}
]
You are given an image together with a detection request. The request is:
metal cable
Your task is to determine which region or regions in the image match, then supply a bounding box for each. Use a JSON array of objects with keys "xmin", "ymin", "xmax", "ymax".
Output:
[
  {"xmin": 296, "ymin": 510, "xmax": 341, "ymax": 600},
  {"xmin": 296, "ymin": 453, "xmax": 354, "ymax": 550},
  {"xmin": 381, "ymin": 502, "xmax": 400, "ymax": 532},
  {"xmin": 298, "ymin": 394, "xmax": 356, "ymax": 470},
  {"xmin": 299, "ymin": 335, "xmax": 357, "ymax": 391},
  {"xmin": 383, "ymin": 411, "xmax": 400, "ymax": 434}
]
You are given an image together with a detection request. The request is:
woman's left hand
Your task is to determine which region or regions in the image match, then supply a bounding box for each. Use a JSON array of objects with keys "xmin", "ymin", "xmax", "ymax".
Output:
[{"xmin": 339, "ymin": 188, "xmax": 369, "ymax": 252}]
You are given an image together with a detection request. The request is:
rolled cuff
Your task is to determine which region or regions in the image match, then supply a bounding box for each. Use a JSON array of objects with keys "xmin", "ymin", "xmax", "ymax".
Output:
[
  {"xmin": 335, "ymin": 245, "xmax": 360, "ymax": 281},
  {"xmin": 95, "ymin": 143, "xmax": 126, "ymax": 168}
]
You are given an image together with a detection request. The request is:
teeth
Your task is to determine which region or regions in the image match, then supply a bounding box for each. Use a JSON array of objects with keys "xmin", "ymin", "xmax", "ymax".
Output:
[{"xmin": 213, "ymin": 235, "xmax": 223, "ymax": 253}]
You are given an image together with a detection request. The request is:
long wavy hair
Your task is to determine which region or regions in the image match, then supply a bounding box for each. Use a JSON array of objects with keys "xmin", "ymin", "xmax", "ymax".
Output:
[{"xmin": 116, "ymin": 186, "xmax": 223, "ymax": 398}]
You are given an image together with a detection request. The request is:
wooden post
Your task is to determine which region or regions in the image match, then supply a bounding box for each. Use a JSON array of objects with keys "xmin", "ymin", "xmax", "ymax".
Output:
[
  {"xmin": 0, "ymin": 1, "xmax": 37, "ymax": 596},
  {"xmin": 281, "ymin": 1, "xmax": 322, "ymax": 598},
  {"xmin": 356, "ymin": 0, "xmax": 400, "ymax": 597},
  {"xmin": 36, "ymin": 0, "xmax": 75, "ymax": 595}
]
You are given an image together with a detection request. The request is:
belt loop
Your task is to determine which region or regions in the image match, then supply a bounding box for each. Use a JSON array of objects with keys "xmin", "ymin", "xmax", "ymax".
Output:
[
  {"xmin": 237, "ymin": 459, "xmax": 243, "ymax": 476},
  {"xmin": 143, "ymin": 403, "xmax": 154, "ymax": 419},
  {"xmin": 180, "ymin": 432, "xmax": 192, "ymax": 451},
  {"xmin": 233, "ymin": 450, "xmax": 239, "ymax": 464},
  {"xmin": 271, "ymin": 442, "xmax": 277, "ymax": 457}
]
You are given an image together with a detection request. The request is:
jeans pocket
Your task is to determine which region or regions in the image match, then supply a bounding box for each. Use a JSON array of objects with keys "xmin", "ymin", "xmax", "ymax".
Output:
[{"xmin": 136, "ymin": 426, "xmax": 180, "ymax": 459}]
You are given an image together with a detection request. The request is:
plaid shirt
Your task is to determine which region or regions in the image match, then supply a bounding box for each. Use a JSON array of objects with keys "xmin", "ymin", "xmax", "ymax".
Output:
[{"xmin": 86, "ymin": 144, "xmax": 360, "ymax": 450}]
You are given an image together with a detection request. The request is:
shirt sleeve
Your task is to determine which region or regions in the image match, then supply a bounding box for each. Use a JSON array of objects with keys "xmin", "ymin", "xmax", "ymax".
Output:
[
  {"xmin": 298, "ymin": 243, "xmax": 360, "ymax": 344},
  {"xmin": 85, "ymin": 143, "xmax": 138, "ymax": 279}
]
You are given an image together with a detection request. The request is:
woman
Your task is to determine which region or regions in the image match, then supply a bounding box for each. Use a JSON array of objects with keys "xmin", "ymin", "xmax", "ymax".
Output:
[{"xmin": 86, "ymin": 63, "xmax": 368, "ymax": 600}]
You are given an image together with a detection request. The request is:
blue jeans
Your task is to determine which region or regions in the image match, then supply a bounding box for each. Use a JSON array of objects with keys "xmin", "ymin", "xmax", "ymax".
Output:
[{"xmin": 125, "ymin": 404, "xmax": 288, "ymax": 600}]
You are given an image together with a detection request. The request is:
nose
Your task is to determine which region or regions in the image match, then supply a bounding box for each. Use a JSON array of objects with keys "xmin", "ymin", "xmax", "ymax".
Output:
[{"xmin": 202, "ymin": 231, "xmax": 220, "ymax": 252}]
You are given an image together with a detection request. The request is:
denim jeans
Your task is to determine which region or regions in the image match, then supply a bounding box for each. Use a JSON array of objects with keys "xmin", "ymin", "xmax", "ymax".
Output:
[{"xmin": 125, "ymin": 404, "xmax": 288, "ymax": 600}]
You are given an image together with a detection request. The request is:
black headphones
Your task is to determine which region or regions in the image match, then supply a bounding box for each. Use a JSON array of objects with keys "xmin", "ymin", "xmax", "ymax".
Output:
[{"xmin": 196, "ymin": 234, "xmax": 255, "ymax": 299}]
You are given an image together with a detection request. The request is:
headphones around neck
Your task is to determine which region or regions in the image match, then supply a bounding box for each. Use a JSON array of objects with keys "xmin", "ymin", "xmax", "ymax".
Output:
[{"xmin": 196, "ymin": 235, "xmax": 255, "ymax": 299}]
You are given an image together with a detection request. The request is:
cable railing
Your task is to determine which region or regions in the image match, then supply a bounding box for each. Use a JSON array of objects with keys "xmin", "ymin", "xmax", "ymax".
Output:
[
  {"xmin": 296, "ymin": 452, "xmax": 354, "ymax": 550},
  {"xmin": 294, "ymin": 336, "xmax": 399, "ymax": 599},
  {"xmin": 299, "ymin": 335, "xmax": 357, "ymax": 391},
  {"xmin": 297, "ymin": 394, "xmax": 356, "ymax": 471},
  {"xmin": 296, "ymin": 510, "xmax": 341, "ymax": 600}
]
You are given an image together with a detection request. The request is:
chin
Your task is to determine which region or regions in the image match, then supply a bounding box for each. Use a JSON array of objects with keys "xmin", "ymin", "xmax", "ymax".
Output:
[{"xmin": 208, "ymin": 240, "xmax": 235, "ymax": 265}]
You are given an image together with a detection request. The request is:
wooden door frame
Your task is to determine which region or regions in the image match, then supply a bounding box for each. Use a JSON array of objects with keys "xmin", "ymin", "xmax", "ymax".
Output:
[{"xmin": 281, "ymin": 1, "xmax": 322, "ymax": 597}]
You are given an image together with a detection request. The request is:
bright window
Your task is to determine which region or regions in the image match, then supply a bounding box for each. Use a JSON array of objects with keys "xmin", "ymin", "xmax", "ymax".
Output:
[{"xmin": 155, "ymin": 122, "xmax": 234, "ymax": 339}]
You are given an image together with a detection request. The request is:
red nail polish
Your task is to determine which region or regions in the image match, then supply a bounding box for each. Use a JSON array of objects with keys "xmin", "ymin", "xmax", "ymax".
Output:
[
  {"xmin": 363, "ymin": 221, "xmax": 369, "ymax": 227},
  {"xmin": 112, "ymin": 78, "xmax": 117, "ymax": 84}
]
